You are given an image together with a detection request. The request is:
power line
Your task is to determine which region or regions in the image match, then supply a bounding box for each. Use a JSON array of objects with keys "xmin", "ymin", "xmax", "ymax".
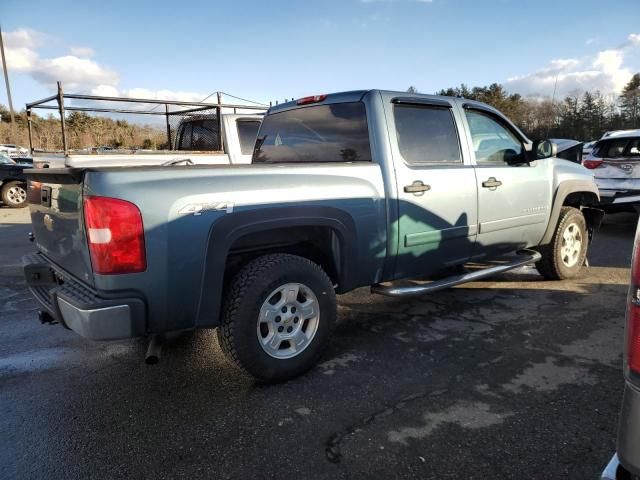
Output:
[{"xmin": 219, "ymin": 91, "xmax": 268, "ymax": 106}]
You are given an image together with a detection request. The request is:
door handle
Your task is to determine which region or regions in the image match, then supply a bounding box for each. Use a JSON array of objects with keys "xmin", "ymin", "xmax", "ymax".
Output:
[
  {"xmin": 482, "ymin": 177, "xmax": 502, "ymax": 189},
  {"xmin": 404, "ymin": 180, "xmax": 431, "ymax": 195}
]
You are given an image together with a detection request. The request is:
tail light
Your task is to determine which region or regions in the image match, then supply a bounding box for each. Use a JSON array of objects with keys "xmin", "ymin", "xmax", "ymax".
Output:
[
  {"xmin": 296, "ymin": 94, "xmax": 327, "ymax": 105},
  {"xmin": 627, "ymin": 226, "xmax": 640, "ymax": 376},
  {"xmin": 83, "ymin": 196, "xmax": 146, "ymax": 275},
  {"xmin": 583, "ymin": 159, "xmax": 603, "ymax": 169}
]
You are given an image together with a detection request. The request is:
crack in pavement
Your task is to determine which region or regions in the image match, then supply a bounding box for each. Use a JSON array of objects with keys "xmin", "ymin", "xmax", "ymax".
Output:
[{"xmin": 324, "ymin": 385, "xmax": 451, "ymax": 463}]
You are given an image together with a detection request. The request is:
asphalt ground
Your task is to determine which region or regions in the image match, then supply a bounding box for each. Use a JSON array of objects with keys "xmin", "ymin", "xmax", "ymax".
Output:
[{"xmin": 0, "ymin": 206, "xmax": 636, "ymax": 479}]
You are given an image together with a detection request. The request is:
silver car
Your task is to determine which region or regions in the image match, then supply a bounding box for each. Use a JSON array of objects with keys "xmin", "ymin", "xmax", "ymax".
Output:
[{"xmin": 583, "ymin": 130, "xmax": 640, "ymax": 211}]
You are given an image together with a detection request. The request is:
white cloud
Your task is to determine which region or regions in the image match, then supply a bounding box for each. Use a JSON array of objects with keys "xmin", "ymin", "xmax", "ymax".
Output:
[
  {"xmin": 5, "ymin": 46, "xmax": 38, "ymax": 72},
  {"xmin": 3, "ymin": 28, "xmax": 116, "ymax": 90},
  {"xmin": 625, "ymin": 33, "xmax": 640, "ymax": 48},
  {"xmin": 3, "ymin": 28, "xmax": 211, "ymax": 104},
  {"xmin": 3, "ymin": 28, "xmax": 45, "ymax": 49},
  {"xmin": 31, "ymin": 56, "xmax": 119, "ymax": 91},
  {"xmin": 505, "ymin": 33, "xmax": 640, "ymax": 97},
  {"xmin": 69, "ymin": 46, "xmax": 95, "ymax": 57},
  {"xmin": 3, "ymin": 28, "xmax": 46, "ymax": 72}
]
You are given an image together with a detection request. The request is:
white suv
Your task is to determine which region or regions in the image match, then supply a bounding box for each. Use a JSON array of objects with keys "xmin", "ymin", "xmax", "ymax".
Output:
[{"xmin": 583, "ymin": 130, "xmax": 640, "ymax": 211}]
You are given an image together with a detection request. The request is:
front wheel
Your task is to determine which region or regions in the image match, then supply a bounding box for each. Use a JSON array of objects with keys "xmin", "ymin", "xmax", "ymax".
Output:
[
  {"xmin": 217, "ymin": 254, "xmax": 337, "ymax": 383},
  {"xmin": 1, "ymin": 181, "xmax": 28, "ymax": 208},
  {"xmin": 536, "ymin": 207, "xmax": 588, "ymax": 280}
]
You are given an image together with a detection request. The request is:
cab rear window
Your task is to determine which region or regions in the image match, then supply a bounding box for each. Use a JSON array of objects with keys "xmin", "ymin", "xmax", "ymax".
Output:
[{"xmin": 252, "ymin": 102, "xmax": 371, "ymax": 163}]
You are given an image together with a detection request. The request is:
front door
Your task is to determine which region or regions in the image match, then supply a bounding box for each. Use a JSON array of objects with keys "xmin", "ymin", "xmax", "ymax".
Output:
[
  {"xmin": 461, "ymin": 107, "xmax": 552, "ymax": 256},
  {"xmin": 386, "ymin": 97, "xmax": 478, "ymax": 280}
]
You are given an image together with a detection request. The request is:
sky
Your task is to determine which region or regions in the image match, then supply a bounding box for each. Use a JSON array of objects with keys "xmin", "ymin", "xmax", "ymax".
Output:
[{"xmin": 2, "ymin": 0, "xmax": 640, "ymax": 109}]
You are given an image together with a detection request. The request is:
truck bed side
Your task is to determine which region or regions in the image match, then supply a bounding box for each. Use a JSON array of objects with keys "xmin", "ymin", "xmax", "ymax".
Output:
[{"xmin": 80, "ymin": 163, "xmax": 386, "ymax": 333}]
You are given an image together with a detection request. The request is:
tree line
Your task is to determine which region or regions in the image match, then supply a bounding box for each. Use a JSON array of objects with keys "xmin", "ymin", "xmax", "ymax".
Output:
[
  {"xmin": 428, "ymin": 73, "xmax": 640, "ymax": 141},
  {"xmin": 1, "ymin": 74, "xmax": 639, "ymax": 151},
  {"xmin": 0, "ymin": 108, "xmax": 168, "ymax": 151}
]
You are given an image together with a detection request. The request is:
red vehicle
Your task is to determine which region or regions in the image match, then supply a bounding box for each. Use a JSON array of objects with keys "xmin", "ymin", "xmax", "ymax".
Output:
[{"xmin": 602, "ymin": 221, "xmax": 640, "ymax": 479}]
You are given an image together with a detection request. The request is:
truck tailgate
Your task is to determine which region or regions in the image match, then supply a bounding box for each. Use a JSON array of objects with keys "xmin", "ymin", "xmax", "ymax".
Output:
[{"xmin": 26, "ymin": 169, "xmax": 94, "ymax": 286}]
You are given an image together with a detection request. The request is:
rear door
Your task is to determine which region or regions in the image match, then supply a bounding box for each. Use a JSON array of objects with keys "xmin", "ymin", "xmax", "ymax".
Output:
[
  {"xmin": 384, "ymin": 95, "xmax": 478, "ymax": 280},
  {"xmin": 461, "ymin": 106, "xmax": 551, "ymax": 255}
]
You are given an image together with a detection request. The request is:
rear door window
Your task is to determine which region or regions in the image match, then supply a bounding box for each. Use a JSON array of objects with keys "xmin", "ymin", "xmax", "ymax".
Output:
[
  {"xmin": 237, "ymin": 120, "xmax": 261, "ymax": 155},
  {"xmin": 253, "ymin": 102, "xmax": 371, "ymax": 163},
  {"xmin": 394, "ymin": 105, "xmax": 461, "ymax": 164}
]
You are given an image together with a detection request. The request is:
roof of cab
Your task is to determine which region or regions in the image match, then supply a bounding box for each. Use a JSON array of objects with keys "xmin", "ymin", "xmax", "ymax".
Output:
[
  {"xmin": 267, "ymin": 89, "xmax": 504, "ymax": 119},
  {"xmin": 601, "ymin": 129, "xmax": 640, "ymax": 140},
  {"xmin": 265, "ymin": 89, "xmax": 530, "ymax": 141}
]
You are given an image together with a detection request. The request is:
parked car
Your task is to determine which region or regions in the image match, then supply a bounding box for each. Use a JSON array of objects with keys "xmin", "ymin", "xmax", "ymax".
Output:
[
  {"xmin": 23, "ymin": 89, "xmax": 602, "ymax": 382},
  {"xmin": 0, "ymin": 152, "xmax": 28, "ymax": 208},
  {"xmin": 583, "ymin": 130, "xmax": 640, "ymax": 211},
  {"xmin": 0, "ymin": 143, "xmax": 29, "ymax": 157},
  {"xmin": 601, "ymin": 221, "xmax": 640, "ymax": 480}
]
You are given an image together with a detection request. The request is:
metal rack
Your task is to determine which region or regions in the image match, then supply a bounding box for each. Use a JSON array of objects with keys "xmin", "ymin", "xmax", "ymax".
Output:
[{"xmin": 25, "ymin": 81, "xmax": 267, "ymax": 155}]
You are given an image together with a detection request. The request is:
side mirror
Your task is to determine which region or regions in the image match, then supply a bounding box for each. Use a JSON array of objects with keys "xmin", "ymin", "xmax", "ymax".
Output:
[{"xmin": 532, "ymin": 139, "xmax": 558, "ymax": 160}]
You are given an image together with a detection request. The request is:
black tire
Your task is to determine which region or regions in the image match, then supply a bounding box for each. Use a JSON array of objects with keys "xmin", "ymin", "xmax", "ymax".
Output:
[
  {"xmin": 536, "ymin": 207, "xmax": 587, "ymax": 280},
  {"xmin": 217, "ymin": 253, "xmax": 337, "ymax": 383},
  {"xmin": 1, "ymin": 181, "xmax": 27, "ymax": 208}
]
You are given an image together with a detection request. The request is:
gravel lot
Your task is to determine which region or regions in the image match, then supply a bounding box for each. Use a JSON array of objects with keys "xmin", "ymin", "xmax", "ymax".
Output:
[{"xmin": 0, "ymin": 206, "xmax": 635, "ymax": 479}]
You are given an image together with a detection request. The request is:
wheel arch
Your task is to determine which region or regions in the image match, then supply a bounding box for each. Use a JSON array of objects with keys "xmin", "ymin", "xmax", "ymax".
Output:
[
  {"xmin": 195, "ymin": 206, "xmax": 358, "ymax": 328},
  {"xmin": 539, "ymin": 181, "xmax": 602, "ymax": 246}
]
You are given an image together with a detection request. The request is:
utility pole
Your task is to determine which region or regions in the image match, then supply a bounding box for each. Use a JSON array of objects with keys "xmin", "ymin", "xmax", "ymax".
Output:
[{"xmin": 0, "ymin": 25, "xmax": 16, "ymax": 132}]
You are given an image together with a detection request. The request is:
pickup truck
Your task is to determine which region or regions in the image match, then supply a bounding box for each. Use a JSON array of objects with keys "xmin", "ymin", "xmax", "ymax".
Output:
[
  {"xmin": 32, "ymin": 112, "xmax": 263, "ymax": 169},
  {"xmin": 23, "ymin": 89, "xmax": 602, "ymax": 382}
]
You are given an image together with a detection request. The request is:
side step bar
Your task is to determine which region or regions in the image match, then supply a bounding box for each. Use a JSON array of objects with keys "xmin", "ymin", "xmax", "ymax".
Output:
[{"xmin": 371, "ymin": 249, "xmax": 542, "ymax": 297}]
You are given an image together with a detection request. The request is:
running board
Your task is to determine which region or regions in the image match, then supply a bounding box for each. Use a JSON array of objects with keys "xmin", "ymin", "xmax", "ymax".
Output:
[{"xmin": 371, "ymin": 249, "xmax": 542, "ymax": 297}]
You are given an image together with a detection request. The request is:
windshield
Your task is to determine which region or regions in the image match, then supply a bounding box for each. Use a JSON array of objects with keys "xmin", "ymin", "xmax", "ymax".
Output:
[
  {"xmin": 253, "ymin": 102, "xmax": 371, "ymax": 163},
  {"xmin": 0, "ymin": 153, "xmax": 16, "ymax": 165}
]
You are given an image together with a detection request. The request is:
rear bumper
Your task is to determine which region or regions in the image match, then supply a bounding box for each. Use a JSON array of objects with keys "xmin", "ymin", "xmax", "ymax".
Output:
[
  {"xmin": 617, "ymin": 382, "xmax": 640, "ymax": 477},
  {"xmin": 23, "ymin": 253, "xmax": 146, "ymax": 340},
  {"xmin": 596, "ymin": 177, "xmax": 640, "ymax": 207}
]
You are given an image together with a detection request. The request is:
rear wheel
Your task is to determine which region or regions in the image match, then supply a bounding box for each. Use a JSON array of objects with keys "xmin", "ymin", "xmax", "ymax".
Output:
[
  {"xmin": 536, "ymin": 207, "xmax": 587, "ymax": 280},
  {"xmin": 217, "ymin": 254, "xmax": 336, "ymax": 382},
  {"xmin": 1, "ymin": 181, "xmax": 27, "ymax": 208}
]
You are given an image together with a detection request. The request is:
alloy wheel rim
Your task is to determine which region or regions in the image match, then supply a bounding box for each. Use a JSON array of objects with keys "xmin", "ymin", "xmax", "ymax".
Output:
[
  {"xmin": 7, "ymin": 186, "xmax": 26, "ymax": 205},
  {"xmin": 257, "ymin": 282, "xmax": 320, "ymax": 359},
  {"xmin": 561, "ymin": 222, "xmax": 582, "ymax": 267}
]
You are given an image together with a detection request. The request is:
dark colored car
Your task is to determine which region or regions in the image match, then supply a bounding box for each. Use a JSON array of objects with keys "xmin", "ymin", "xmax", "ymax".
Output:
[
  {"xmin": 602, "ymin": 221, "xmax": 640, "ymax": 479},
  {"xmin": 0, "ymin": 152, "xmax": 28, "ymax": 208}
]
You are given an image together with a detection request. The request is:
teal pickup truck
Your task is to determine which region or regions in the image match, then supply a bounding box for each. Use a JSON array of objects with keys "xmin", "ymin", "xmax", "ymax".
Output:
[{"xmin": 23, "ymin": 89, "xmax": 602, "ymax": 382}]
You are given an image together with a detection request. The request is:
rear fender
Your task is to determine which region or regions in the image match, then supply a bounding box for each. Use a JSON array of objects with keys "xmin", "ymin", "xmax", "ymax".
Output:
[{"xmin": 195, "ymin": 206, "xmax": 357, "ymax": 327}]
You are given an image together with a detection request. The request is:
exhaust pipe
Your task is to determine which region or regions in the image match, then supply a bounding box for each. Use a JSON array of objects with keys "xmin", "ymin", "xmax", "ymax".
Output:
[{"xmin": 145, "ymin": 334, "xmax": 163, "ymax": 365}]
